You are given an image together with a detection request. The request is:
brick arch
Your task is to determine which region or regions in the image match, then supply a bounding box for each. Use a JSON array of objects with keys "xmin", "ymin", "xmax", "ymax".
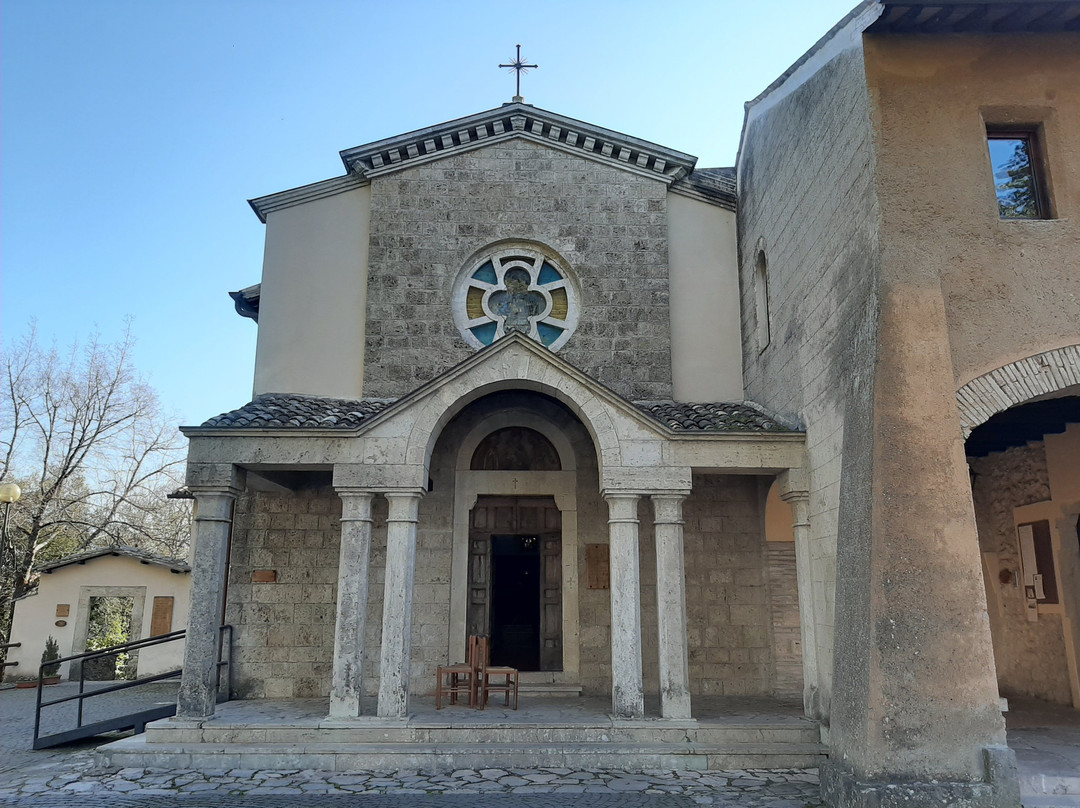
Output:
[{"xmin": 956, "ymin": 344, "xmax": 1080, "ymax": 436}]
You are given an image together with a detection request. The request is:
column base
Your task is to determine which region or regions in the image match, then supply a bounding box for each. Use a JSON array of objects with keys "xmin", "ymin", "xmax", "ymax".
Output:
[{"xmin": 820, "ymin": 747, "xmax": 1020, "ymax": 808}]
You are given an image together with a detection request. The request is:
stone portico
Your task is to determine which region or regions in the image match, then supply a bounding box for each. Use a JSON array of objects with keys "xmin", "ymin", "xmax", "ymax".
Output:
[{"xmin": 176, "ymin": 335, "xmax": 813, "ymax": 735}]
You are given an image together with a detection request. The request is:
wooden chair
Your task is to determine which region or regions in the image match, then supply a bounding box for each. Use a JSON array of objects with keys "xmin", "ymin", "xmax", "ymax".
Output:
[
  {"xmin": 435, "ymin": 634, "xmax": 481, "ymax": 709},
  {"xmin": 476, "ymin": 635, "xmax": 519, "ymax": 710}
]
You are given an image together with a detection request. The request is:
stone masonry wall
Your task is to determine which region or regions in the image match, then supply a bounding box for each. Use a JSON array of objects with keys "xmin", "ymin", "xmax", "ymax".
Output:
[
  {"xmin": 362, "ymin": 139, "xmax": 672, "ymax": 401},
  {"xmin": 662, "ymin": 474, "xmax": 778, "ymax": 697},
  {"xmin": 766, "ymin": 542, "xmax": 803, "ymax": 698},
  {"xmin": 224, "ymin": 470, "xmax": 789, "ymax": 702},
  {"xmin": 970, "ymin": 442, "xmax": 1072, "ymax": 704},
  {"xmin": 226, "ymin": 488, "xmax": 341, "ymax": 699},
  {"xmin": 738, "ymin": 44, "xmax": 881, "ymax": 721}
]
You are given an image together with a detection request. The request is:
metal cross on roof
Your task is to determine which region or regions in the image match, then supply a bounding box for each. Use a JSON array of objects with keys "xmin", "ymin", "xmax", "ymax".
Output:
[{"xmin": 499, "ymin": 44, "xmax": 537, "ymax": 103}]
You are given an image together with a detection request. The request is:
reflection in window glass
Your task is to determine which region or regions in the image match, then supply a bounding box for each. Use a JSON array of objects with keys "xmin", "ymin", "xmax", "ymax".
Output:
[{"xmin": 987, "ymin": 134, "xmax": 1042, "ymax": 219}]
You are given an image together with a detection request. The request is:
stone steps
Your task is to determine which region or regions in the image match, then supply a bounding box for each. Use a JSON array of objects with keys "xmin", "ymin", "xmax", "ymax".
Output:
[
  {"xmin": 99, "ymin": 735, "xmax": 827, "ymax": 772},
  {"xmin": 146, "ymin": 721, "xmax": 818, "ymax": 747},
  {"xmin": 1020, "ymin": 771, "xmax": 1080, "ymax": 806}
]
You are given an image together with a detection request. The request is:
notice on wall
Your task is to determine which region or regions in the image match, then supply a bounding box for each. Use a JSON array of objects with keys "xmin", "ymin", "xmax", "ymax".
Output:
[{"xmin": 586, "ymin": 544, "xmax": 610, "ymax": 590}]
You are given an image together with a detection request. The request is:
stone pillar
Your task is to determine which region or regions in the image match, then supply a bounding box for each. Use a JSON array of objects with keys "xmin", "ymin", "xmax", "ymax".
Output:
[
  {"xmin": 329, "ymin": 489, "xmax": 374, "ymax": 718},
  {"xmin": 376, "ymin": 489, "xmax": 424, "ymax": 718},
  {"xmin": 605, "ymin": 492, "xmax": 644, "ymax": 719},
  {"xmin": 778, "ymin": 475, "xmax": 821, "ymax": 719},
  {"xmin": 822, "ymin": 282, "xmax": 1019, "ymax": 807},
  {"xmin": 652, "ymin": 493, "xmax": 692, "ymax": 719},
  {"xmin": 177, "ymin": 480, "xmax": 241, "ymax": 719}
]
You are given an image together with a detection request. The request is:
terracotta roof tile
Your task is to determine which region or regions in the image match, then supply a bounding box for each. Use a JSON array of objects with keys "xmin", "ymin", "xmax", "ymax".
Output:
[
  {"xmin": 634, "ymin": 401, "xmax": 796, "ymax": 433},
  {"xmin": 200, "ymin": 394, "xmax": 795, "ymax": 434},
  {"xmin": 201, "ymin": 394, "xmax": 394, "ymax": 429}
]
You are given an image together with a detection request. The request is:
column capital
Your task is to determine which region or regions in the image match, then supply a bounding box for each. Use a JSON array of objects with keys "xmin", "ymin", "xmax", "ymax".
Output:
[
  {"xmin": 186, "ymin": 463, "xmax": 246, "ymax": 495},
  {"xmin": 384, "ymin": 489, "xmax": 425, "ymax": 523},
  {"xmin": 777, "ymin": 467, "xmax": 809, "ymax": 501},
  {"xmin": 334, "ymin": 489, "xmax": 374, "ymax": 522},
  {"xmin": 603, "ymin": 491, "xmax": 640, "ymax": 522},
  {"xmin": 651, "ymin": 492, "xmax": 689, "ymax": 525}
]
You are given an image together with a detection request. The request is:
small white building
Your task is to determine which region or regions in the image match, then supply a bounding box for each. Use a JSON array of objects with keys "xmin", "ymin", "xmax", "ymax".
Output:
[{"xmin": 5, "ymin": 547, "xmax": 191, "ymax": 682}]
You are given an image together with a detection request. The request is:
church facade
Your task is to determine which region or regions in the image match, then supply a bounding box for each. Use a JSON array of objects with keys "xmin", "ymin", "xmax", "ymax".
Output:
[{"xmin": 168, "ymin": 2, "xmax": 1080, "ymax": 806}]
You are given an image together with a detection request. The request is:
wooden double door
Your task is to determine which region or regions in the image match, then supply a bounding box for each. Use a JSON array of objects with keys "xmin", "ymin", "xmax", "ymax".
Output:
[{"xmin": 467, "ymin": 496, "xmax": 562, "ymax": 671}]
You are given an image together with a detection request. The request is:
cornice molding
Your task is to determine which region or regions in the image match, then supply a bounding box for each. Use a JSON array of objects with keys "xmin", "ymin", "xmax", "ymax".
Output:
[
  {"xmin": 248, "ymin": 174, "xmax": 368, "ymax": 223},
  {"xmin": 339, "ymin": 103, "xmax": 697, "ymax": 185}
]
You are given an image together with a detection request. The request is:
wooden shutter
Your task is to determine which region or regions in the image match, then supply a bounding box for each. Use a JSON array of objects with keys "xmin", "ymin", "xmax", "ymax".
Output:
[{"xmin": 150, "ymin": 596, "xmax": 174, "ymax": 636}]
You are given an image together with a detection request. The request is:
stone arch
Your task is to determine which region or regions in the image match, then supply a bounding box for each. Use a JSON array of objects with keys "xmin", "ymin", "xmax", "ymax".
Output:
[
  {"xmin": 957, "ymin": 344, "xmax": 1080, "ymax": 437},
  {"xmin": 403, "ymin": 346, "xmax": 644, "ymax": 478}
]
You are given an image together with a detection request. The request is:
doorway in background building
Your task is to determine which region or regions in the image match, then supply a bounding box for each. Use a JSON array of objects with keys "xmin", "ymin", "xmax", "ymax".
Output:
[{"xmin": 468, "ymin": 496, "xmax": 562, "ymax": 671}]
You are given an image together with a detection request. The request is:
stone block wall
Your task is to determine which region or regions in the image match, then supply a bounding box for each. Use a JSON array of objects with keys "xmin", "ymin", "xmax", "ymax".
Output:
[
  {"xmin": 226, "ymin": 488, "xmax": 341, "ymax": 699},
  {"xmin": 738, "ymin": 43, "xmax": 881, "ymax": 718},
  {"xmin": 224, "ymin": 470, "xmax": 793, "ymax": 702},
  {"xmin": 766, "ymin": 542, "xmax": 803, "ymax": 697},
  {"xmin": 678, "ymin": 475, "xmax": 776, "ymax": 696},
  {"xmin": 970, "ymin": 442, "xmax": 1072, "ymax": 704},
  {"xmin": 363, "ymin": 139, "xmax": 672, "ymax": 401}
]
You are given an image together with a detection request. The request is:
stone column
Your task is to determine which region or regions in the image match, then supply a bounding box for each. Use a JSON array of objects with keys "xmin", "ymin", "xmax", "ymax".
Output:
[
  {"xmin": 605, "ymin": 492, "xmax": 644, "ymax": 719},
  {"xmin": 376, "ymin": 489, "xmax": 424, "ymax": 718},
  {"xmin": 652, "ymin": 493, "xmax": 692, "ymax": 719},
  {"xmin": 177, "ymin": 484, "xmax": 240, "ymax": 719},
  {"xmin": 779, "ymin": 478, "xmax": 821, "ymax": 719},
  {"xmin": 329, "ymin": 489, "xmax": 374, "ymax": 718}
]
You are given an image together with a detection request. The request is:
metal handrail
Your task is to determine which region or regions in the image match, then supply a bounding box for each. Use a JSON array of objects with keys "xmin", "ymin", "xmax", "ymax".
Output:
[
  {"xmin": 33, "ymin": 625, "xmax": 233, "ymax": 748},
  {"xmin": 50, "ymin": 629, "xmax": 186, "ymax": 667},
  {"xmin": 1, "ymin": 641, "xmax": 21, "ymax": 669}
]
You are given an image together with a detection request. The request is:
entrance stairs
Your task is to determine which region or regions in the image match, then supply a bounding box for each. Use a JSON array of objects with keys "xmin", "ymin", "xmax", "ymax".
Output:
[{"xmin": 97, "ymin": 696, "xmax": 826, "ymax": 773}]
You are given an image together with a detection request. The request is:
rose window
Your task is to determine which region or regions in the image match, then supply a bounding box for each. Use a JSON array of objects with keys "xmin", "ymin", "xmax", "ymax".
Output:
[{"xmin": 453, "ymin": 247, "xmax": 579, "ymax": 351}]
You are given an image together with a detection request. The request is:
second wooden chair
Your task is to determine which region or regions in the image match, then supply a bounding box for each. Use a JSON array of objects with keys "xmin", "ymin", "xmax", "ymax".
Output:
[{"xmin": 476, "ymin": 635, "xmax": 519, "ymax": 710}]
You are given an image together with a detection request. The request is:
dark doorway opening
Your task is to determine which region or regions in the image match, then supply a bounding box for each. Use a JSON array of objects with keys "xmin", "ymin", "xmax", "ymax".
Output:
[{"xmin": 491, "ymin": 535, "xmax": 541, "ymax": 670}]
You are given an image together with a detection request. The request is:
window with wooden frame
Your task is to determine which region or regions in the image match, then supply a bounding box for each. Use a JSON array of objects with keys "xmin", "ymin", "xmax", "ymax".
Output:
[{"xmin": 986, "ymin": 128, "xmax": 1051, "ymax": 219}]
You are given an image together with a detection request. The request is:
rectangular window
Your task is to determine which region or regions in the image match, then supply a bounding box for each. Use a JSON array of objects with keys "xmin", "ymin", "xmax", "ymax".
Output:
[{"xmin": 986, "ymin": 129, "xmax": 1049, "ymax": 219}]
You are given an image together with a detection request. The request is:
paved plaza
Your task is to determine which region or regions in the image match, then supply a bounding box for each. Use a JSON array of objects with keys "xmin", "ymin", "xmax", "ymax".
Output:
[
  {"xmin": 3, "ymin": 684, "xmax": 1079, "ymax": 806},
  {"xmin": 1, "ymin": 683, "xmax": 822, "ymax": 806}
]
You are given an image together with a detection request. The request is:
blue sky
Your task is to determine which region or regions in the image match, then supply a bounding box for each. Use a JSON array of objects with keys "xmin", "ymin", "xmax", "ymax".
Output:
[{"xmin": 2, "ymin": 0, "xmax": 857, "ymax": 426}]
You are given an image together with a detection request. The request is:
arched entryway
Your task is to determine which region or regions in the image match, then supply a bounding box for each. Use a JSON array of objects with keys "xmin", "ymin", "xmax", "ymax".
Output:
[
  {"xmin": 966, "ymin": 389, "xmax": 1080, "ymax": 708},
  {"xmin": 431, "ymin": 389, "xmax": 590, "ymax": 690}
]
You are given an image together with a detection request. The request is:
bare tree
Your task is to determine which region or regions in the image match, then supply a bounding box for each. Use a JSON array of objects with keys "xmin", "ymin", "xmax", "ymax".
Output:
[{"xmin": 0, "ymin": 324, "xmax": 190, "ymax": 661}]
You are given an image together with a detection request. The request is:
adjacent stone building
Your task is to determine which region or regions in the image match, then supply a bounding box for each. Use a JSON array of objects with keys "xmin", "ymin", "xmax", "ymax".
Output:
[{"xmin": 167, "ymin": 2, "xmax": 1079, "ymax": 806}]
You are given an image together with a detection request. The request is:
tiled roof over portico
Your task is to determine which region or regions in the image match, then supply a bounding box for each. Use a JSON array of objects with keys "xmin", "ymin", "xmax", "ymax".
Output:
[
  {"xmin": 201, "ymin": 394, "xmax": 394, "ymax": 429},
  {"xmin": 200, "ymin": 393, "xmax": 794, "ymax": 434}
]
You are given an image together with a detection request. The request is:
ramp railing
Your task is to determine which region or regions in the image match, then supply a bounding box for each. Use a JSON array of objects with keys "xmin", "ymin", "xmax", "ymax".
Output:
[{"xmin": 32, "ymin": 625, "xmax": 232, "ymax": 750}]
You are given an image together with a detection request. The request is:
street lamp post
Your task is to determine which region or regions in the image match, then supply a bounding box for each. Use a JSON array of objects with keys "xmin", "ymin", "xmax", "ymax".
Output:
[{"xmin": 0, "ymin": 483, "xmax": 22, "ymax": 580}]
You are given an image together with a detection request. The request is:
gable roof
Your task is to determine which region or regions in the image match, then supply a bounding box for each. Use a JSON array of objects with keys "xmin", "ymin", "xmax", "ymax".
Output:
[
  {"xmin": 248, "ymin": 104, "xmax": 719, "ymax": 222},
  {"xmin": 36, "ymin": 546, "xmax": 190, "ymax": 575},
  {"xmin": 338, "ymin": 102, "xmax": 698, "ymax": 185}
]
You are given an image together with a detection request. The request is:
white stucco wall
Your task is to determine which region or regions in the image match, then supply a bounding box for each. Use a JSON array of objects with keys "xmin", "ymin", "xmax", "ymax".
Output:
[
  {"xmin": 5, "ymin": 556, "xmax": 191, "ymax": 681},
  {"xmin": 667, "ymin": 193, "xmax": 743, "ymax": 402},
  {"xmin": 253, "ymin": 185, "xmax": 371, "ymax": 399}
]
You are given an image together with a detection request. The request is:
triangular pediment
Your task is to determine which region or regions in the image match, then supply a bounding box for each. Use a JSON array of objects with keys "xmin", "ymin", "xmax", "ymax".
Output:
[
  {"xmin": 338, "ymin": 103, "xmax": 697, "ymax": 185},
  {"xmin": 357, "ymin": 331, "xmax": 672, "ymax": 441}
]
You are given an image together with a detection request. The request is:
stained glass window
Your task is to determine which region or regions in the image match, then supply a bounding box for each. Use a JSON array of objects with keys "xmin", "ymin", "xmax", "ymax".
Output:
[{"xmin": 453, "ymin": 246, "xmax": 579, "ymax": 351}]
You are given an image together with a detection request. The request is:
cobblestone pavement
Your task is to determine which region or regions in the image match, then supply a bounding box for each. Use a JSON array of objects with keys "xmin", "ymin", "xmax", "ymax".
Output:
[
  {"xmin": 2, "ymin": 684, "xmax": 824, "ymax": 807},
  {"xmin": 3, "ymin": 766, "xmax": 823, "ymax": 807}
]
